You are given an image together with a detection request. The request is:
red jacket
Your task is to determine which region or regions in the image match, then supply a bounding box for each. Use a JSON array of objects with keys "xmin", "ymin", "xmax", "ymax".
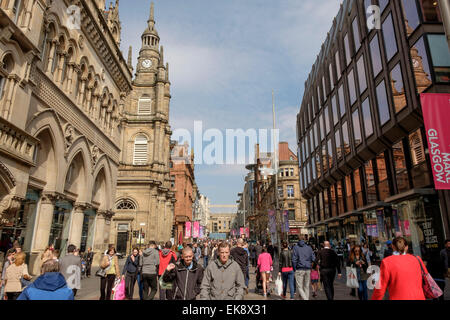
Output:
[
  {"xmin": 371, "ymin": 254, "xmax": 427, "ymax": 300},
  {"xmin": 158, "ymin": 250, "xmax": 177, "ymax": 276}
]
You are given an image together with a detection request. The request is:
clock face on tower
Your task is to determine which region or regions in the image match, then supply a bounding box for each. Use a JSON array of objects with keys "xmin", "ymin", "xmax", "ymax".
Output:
[{"xmin": 141, "ymin": 59, "xmax": 152, "ymax": 69}]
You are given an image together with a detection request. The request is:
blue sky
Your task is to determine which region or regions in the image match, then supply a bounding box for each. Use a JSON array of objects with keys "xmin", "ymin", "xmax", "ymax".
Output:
[{"xmin": 115, "ymin": 0, "xmax": 342, "ymax": 206}]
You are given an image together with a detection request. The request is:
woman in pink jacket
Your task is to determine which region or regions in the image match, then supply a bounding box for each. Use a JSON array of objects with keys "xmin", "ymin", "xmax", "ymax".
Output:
[{"xmin": 257, "ymin": 247, "xmax": 273, "ymax": 298}]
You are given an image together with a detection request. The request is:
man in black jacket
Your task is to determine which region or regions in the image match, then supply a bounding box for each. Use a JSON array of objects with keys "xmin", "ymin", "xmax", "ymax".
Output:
[
  {"xmin": 163, "ymin": 247, "xmax": 204, "ymax": 300},
  {"xmin": 316, "ymin": 241, "xmax": 342, "ymax": 300},
  {"xmin": 230, "ymin": 238, "xmax": 249, "ymax": 293}
]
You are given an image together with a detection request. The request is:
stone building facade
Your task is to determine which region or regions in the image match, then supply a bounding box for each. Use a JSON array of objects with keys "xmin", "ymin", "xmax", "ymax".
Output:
[
  {"xmin": 113, "ymin": 2, "xmax": 175, "ymax": 253},
  {"xmin": 0, "ymin": 0, "xmax": 133, "ymax": 273}
]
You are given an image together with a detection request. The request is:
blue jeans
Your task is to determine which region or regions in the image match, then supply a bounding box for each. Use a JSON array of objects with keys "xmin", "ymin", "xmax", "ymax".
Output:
[
  {"xmin": 358, "ymin": 280, "xmax": 368, "ymax": 300},
  {"xmin": 282, "ymin": 271, "xmax": 295, "ymax": 299},
  {"xmin": 137, "ymin": 273, "xmax": 144, "ymax": 300},
  {"xmin": 203, "ymin": 256, "xmax": 209, "ymax": 268}
]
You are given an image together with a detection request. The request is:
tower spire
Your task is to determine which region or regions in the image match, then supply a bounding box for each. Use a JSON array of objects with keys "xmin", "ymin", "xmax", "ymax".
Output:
[
  {"xmin": 127, "ymin": 46, "xmax": 133, "ymax": 71},
  {"xmin": 149, "ymin": 2, "xmax": 155, "ymax": 25}
]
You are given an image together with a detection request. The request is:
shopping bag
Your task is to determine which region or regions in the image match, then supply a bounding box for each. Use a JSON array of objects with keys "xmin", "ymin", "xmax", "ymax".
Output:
[
  {"xmin": 346, "ymin": 266, "xmax": 359, "ymax": 289},
  {"xmin": 159, "ymin": 272, "xmax": 174, "ymax": 290},
  {"xmin": 112, "ymin": 278, "xmax": 126, "ymax": 300},
  {"xmin": 275, "ymin": 275, "xmax": 283, "ymax": 296}
]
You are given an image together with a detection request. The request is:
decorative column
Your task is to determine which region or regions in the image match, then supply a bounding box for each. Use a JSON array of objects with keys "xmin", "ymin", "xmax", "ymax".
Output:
[
  {"xmin": 64, "ymin": 63, "xmax": 75, "ymax": 93},
  {"xmin": 77, "ymin": 76, "xmax": 87, "ymax": 106},
  {"xmin": 68, "ymin": 203, "xmax": 86, "ymax": 249},
  {"xmin": 85, "ymin": 86, "xmax": 92, "ymax": 113},
  {"xmin": 153, "ymin": 121, "xmax": 161, "ymax": 163},
  {"xmin": 22, "ymin": 0, "xmax": 35, "ymax": 29},
  {"xmin": 45, "ymin": 40, "xmax": 57, "ymax": 74},
  {"xmin": 2, "ymin": 74, "xmax": 19, "ymax": 120},
  {"xmin": 55, "ymin": 51, "xmax": 66, "ymax": 83}
]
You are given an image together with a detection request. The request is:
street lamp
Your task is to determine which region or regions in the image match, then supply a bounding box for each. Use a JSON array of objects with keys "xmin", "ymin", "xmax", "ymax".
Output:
[{"xmin": 139, "ymin": 223, "xmax": 145, "ymax": 250}]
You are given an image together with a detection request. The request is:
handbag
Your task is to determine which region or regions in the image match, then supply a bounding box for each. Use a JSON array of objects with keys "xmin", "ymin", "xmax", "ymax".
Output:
[
  {"xmin": 415, "ymin": 256, "xmax": 443, "ymax": 299},
  {"xmin": 95, "ymin": 268, "xmax": 106, "ymax": 278},
  {"xmin": 346, "ymin": 266, "xmax": 359, "ymax": 289}
]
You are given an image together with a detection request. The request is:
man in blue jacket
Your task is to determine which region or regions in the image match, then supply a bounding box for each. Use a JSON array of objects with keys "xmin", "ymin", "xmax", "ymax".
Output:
[
  {"xmin": 18, "ymin": 259, "xmax": 73, "ymax": 300},
  {"xmin": 292, "ymin": 236, "xmax": 315, "ymax": 300}
]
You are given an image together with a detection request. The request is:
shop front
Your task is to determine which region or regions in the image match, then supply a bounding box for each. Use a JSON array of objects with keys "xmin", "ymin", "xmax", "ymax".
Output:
[
  {"xmin": 342, "ymin": 215, "xmax": 364, "ymax": 244},
  {"xmin": 327, "ymin": 221, "xmax": 343, "ymax": 246}
]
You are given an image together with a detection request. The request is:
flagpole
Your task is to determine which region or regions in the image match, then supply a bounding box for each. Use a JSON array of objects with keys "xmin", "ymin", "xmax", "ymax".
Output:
[{"xmin": 272, "ymin": 90, "xmax": 282, "ymax": 257}]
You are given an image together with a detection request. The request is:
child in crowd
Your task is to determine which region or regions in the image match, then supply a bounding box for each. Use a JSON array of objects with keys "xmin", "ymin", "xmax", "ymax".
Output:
[{"xmin": 311, "ymin": 261, "xmax": 320, "ymax": 298}]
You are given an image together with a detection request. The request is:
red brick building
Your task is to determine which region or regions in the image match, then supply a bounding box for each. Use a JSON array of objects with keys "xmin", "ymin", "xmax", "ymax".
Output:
[{"xmin": 170, "ymin": 142, "xmax": 195, "ymax": 244}]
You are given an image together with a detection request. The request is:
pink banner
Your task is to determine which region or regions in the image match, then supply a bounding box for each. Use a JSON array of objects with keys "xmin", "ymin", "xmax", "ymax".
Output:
[
  {"xmin": 421, "ymin": 93, "xmax": 450, "ymax": 189},
  {"xmin": 185, "ymin": 221, "xmax": 191, "ymax": 238},
  {"xmin": 245, "ymin": 227, "xmax": 249, "ymax": 238},
  {"xmin": 199, "ymin": 226, "xmax": 204, "ymax": 238},
  {"xmin": 240, "ymin": 227, "xmax": 244, "ymax": 236},
  {"xmin": 193, "ymin": 221, "xmax": 200, "ymax": 238}
]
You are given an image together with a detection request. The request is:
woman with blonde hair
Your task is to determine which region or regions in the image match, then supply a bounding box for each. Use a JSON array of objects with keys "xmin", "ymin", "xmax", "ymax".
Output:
[
  {"xmin": 4, "ymin": 252, "xmax": 32, "ymax": 300},
  {"xmin": 41, "ymin": 244, "xmax": 54, "ymax": 264},
  {"xmin": 99, "ymin": 246, "xmax": 120, "ymax": 300}
]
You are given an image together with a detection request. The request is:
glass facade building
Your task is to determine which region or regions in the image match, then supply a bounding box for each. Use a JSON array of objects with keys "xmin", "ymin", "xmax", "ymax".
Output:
[{"xmin": 297, "ymin": 0, "xmax": 450, "ymax": 263}]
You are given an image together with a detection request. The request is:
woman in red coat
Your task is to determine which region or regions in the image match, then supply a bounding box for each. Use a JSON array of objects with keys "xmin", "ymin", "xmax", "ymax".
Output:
[{"xmin": 371, "ymin": 237, "xmax": 427, "ymax": 300}]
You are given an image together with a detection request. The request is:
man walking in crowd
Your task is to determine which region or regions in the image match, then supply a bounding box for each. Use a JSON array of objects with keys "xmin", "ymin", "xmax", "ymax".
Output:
[
  {"xmin": 292, "ymin": 236, "xmax": 315, "ymax": 300},
  {"xmin": 140, "ymin": 241, "xmax": 160, "ymax": 300},
  {"xmin": 122, "ymin": 247, "xmax": 140, "ymax": 300},
  {"xmin": 316, "ymin": 241, "xmax": 342, "ymax": 300},
  {"xmin": 230, "ymin": 238, "xmax": 249, "ymax": 294},
  {"xmin": 58, "ymin": 244, "xmax": 81, "ymax": 298},
  {"xmin": 279, "ymin": 240, "xmax": 295, "ymax": 300},
  {"xmin": 203, "ymin": 242, "xmax": 210, "ymax": 268},
  {"xmin": 384, "ymin": 240, "xmax": 394, "ymax": 258},
  {"xmin": 200, "ymin": 242, "xmax": 245, "ymax": 300},
  {"xmin": 267, "ymin": 241, "xmax": 275, "ymax": 260},
  {"xmin": 163, "ymin": 246, "xmax": 204, "ymax": 300},
  {"xmin": 254, "ymin": 241, "xmax": 263, "ymax": 268},
  {"xmin": 193, "ymin": 243, "xmax": 202, "ymax": 263},
  {"xmin": 18, "ymin": 259, "xmax": 74, "ymax": 300},
  {"xmin": 158, "ymin": 241, "xmax": 177, "ymax": 300},
  {"xmin": 84, "ymin": 247, "xmax": 94, "ymax": 278}
]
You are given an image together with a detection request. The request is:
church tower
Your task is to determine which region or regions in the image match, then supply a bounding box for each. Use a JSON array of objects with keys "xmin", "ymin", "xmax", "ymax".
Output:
[{"xmin": 115, "ymin": 1, "xmax": 175, "ymax": 250}]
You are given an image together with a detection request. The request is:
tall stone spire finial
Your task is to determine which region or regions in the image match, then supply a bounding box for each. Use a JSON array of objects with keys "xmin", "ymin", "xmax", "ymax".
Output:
[
  {"xmin": 127, "ymin": 46, "xmax": 133, "ymax": 70},
  {"xmin": 166, "ymin": 62, "xmax": 169, "ymax": 81},
  {"xmin": 159, "ymin": 46, "xmax": 164, "ymax": 67},
  {"xmin": 149, "ymin": 1, "xmax": 155, "ymax": 23}
]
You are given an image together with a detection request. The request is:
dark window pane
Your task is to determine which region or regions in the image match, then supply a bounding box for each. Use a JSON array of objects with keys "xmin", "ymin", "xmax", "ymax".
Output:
[
  {"xmin": 317, "ymin": 86, "xmax": 322, "ymax": 106},
  {"xmin": 322, "ymin": 144, "xmax": 328, "ymax": 172},
  {"xmin": 382, "ymin": 14, "xmax": 398, "ymax": 62},
  {"xmin": 392, "ymin": 141, "xmax": 410, "ymax": 194},
  {"xmin": 310, "ymin": 129, "xmax": 315, "ymax": 152},
  {"xmin": 389, "ymin": 63, "xmax": 407, "ymax": 113},
  {"xmin": 314, "ymin": 122, "xmax": 319, "ymax": 147},
  {"xmin": 352, "ymin": 18, "xmax": 361, "ymax": 52},
  {"xmin": 338, "ymin": 85, "xmax": 346, "ymax": 118},
  {"xmin": 357, "ymin": 55, "xmax": 367, "ymax": 94},
  {"xmin": 344, "ymin": 34, "xmax": 351, "ymax": 66},
  {"xmin": 335, "ymin": 128, "xmax": 342, "ymax": 160},
  {"xmin": 427, "ymin": 34, "xmax": 450, "ymax": 83},
  {"xmin": 328, "ymin": 138, "xmax": 333, "ymax": 168},
  {"xmin": 376, "ymin": 153, "xmax": 390, "ymax": 201},
  {"xmin": 342, "ymin": 121, "xmax": 351, "ymax": 156},
  {"xmin": 401, "ymin": 0, "xmax": 420, "ymax": 34},
  {"xmin": 409, "ymin": 129, "xmax": 432, "ymax": 188},
  {"xmin": 411, "ymin": 37, "xmax": 432, "ymax": 93},
  {"xmin": 337, "ymin": 181, "xmax": 345, "ymax": 215},
  {"xmin": 331, "ymin": 185, "xmax": 337, "ymax": 217},
  {"xmin": 348, "ymin": 69, "xmax": 357, "ymax": 106},
  {"xmin": 376, "ymin": 80, "xmax": 390, "ymax": 125},
  {"xmin": 370, "ymin": 34, "xmax": 382, "ymax": 76},
  {"xmin": 354, "ymin": 168, "xmax": 364, "ymax": 208},
  {"xmin": 345, "ymin": 174, "xmax": 354, "ymax": 211},
  {"xmin": 352, "ymin": 109, "xmax": 362, "ymax": 145},
  {"xmin": 419, "ymin": 0, "xmax": 442, "ymax": 23},
  {"xmin": 316, "ymin": 154, "xmax": 321, "ymax": 178},
  {"xmin": 322, "ymin": 76, "xmax": 327, "ymax": 98},
  {"xmin": 379, "ymin": 0, "xmax": 389, "ymax": 12},
  {"xmin": 324, "ymin": 190, "xmax": 329, "ymax": 219},
  {"xmin": 305, "ymin": 131, "xmax": 310, "ymax": 156},
  {"xmin": 332, "ymin": 95, "xmax": 338, "ymax": 126},
  {"xmin": 365, "ymin": 161, "xmax": 377, "ymax": 204},
  {"xmin": 362, "ymin": 98, "xmax": 374, "ymax": 137}
]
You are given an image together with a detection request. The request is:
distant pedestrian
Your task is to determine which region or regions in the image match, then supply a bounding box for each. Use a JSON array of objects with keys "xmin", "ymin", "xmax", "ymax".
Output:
[
  {"xmin": 163, "ymin": 246, "xmax": 204, "ymax": 300},
  {"xmin": 292, "ymin": 236, "xmax": 315, "ymax": 300},
  {"xmin": 200, "ymin": 242, "xmax": 245, "ymax": 300},
  {"xmin": 140, "ymin": 241, "xmax": 160, "ymax": 300},
  {"xmin": 85, "ymin": 247, "xmax": 94, "ymax": 277},
  {"xmin": 202, "ymin": 242, "xmax": 211, "ymax": 268},
  {"xmin": 347, "ymin": 245, "xmax": 369, "ymax": 300},
  {"xmin": 278, "ymin": 240, "xmax": 295, "ymax": 300},
  {"xmin": 316, "ymin": 241, "xmax": 342, "ymax": 300},
  {"xmin": 249, "ymin": 242, "xmax": 256, "ymax": 267},
  {"xmin": 230, "ymin": 239, "xmax": 249, "ymax": 292},
  {"xmin": 158, "ymin": 241, "xmax": 177, "ymax": 300},
  {"xmin": 122, "ymin": 248, "xmax": 140, "ymax": 300},
  {"xmin": 257, "ymin": 247, "xmax": 273, "ymax": 298},
  {"xmin": 254, "ymin": 241, "xmax": 263, "ymax": 266},
  {"xmin": 383, "ymin": 240, "xmax": 394, "ymax": 258},
  {"xmin": 267, "ymin": 241, "xmax": 274, "ymax": 260},
  {"xmin": 4, "ymin": 252, "xmax": 31, "ymax": 300},
  {"xmin": 99, "ymin": 247, "xmax": 120, "ymax": 300},
  {"xmin": 310, "ymin": 262, "xmax": 320, "ymax": 298},
  {"xmin": 59, "ymin": 244, "xmax": 82, "ymax": 298},
  {"xmin": 372, "ymin": 237, "xmax": 429, "ymax": 300},
  {"xmin": 18, "ymin": 259, "xmax": 74, "ymax": 300},
  {"xmin": 193, "ymin": 243, "xmax": 202, "ymax": 262}
]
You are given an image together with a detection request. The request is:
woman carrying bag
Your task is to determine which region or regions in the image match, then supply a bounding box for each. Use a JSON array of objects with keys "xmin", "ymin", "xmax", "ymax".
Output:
[
  {"xmin": 99, "ymin": 247, "xmax": 120, "ymax": 300},
  {"xmin": 4, "ymin": 252, "xmax": 32, "ymax": 300},
  {"xmin": 347, "ymin": 245, "xmax": 369, "ymax": 300}
]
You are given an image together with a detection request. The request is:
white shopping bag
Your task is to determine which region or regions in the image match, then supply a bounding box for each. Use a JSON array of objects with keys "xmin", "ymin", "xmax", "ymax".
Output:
[
  {"xmin": 275, "ymin": 275, "xmax": 283, "ymax": 296},
  {"xmin": 346, "ymin": 266, "xmax": 359, "ymax": 289}
]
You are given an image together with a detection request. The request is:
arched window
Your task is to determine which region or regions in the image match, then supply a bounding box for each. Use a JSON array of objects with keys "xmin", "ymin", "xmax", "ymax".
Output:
[
  {"xmin": 133, "ymin": 135, "xmax": 148, "ymax": 165},
  {"xmin": 116, "ymin": 199, "xmax": 137, "ymax": 210},
  {"xmin": 0, "ymin": 54, "xmax": 14, "ymax": 101},
  {"xmin": 138, "ymin": 97, "xmax": 151, "ymax": 115}
]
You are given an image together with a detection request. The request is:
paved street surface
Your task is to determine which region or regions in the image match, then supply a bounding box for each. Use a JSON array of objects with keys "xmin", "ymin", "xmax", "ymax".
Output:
[{"xmin": 76, "ymin": 255, "xmax": 450, "ymax": 301}]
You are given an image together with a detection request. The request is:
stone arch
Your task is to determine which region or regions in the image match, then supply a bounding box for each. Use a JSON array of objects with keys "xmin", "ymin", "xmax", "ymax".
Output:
[
  {"xmin": 27, "ymin": 110, "xmax": 65, "ymax": 193},
  {"xmin": 115, "ymin": 197, "xmax": 138, "ymax": 210},
  {"xmin": 0, "ymin": 161, "xmax": 16, "ymax": 195},
  {"xmin": 91, "ymin": 160, "xmax": 112, "ymax": 211}
]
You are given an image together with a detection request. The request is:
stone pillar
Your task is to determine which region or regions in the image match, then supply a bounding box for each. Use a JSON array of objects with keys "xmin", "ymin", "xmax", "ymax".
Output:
[
  {"xmin": 92, "ymin": 211, "xmax": 106, "ymax": 267},
  {"xmin": 68, "ymin": 203, "xmax": 86, "ymax": 249},
  {"xmin": 22, "ymin": 0, "xmax": 34, "ymax": 29},
  {"xmin": 55, "ymin": 52, "xmax": 66, "ymax": 83},
  {"xmin": 2, "ymin": 75, "xmax": 18, "ymax": 120},
  {"xmin": 46, "ymin": 40, "xmax": 56, "ymax": 74},
  {"xmin": 30, "ymin": 193, "xmax": 57, "ymax": 275},
  {"xmin": 64, "ymin": 64, "xmax": 74, "ymax": 93},
  {"xmin": 150, "ymin": 194, "xmax": 158, "ymax": 238},
  {"xmin": 153, "ymin": 121, "xmax": 161, "ymax": 163},
  {"xmin": 78, "ymin": 77, "xmax": 86, "ymax": 106}
]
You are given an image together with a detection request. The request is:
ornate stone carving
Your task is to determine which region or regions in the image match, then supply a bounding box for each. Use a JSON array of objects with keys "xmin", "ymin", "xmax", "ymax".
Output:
[
  {"xmin": 91, "ymin": 145, "xmax": 101, "ymax": 168},
  {"xmin": 64, "ymin": 124, "xmax": 75, "ymax": 152},
  {"xmin": 0, "ymin": 195, "xmax": 25, "ymax": 225},
  {"xmin": 78, "ymin": 34, "xmax": 84, "ymax": 49}
]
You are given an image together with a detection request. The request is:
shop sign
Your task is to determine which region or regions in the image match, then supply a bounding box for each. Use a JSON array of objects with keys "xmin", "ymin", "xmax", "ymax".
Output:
[
  {"xmin": 344, "ymin": 216, "xmax": 359, "ymax": 224},
  {"xmin": 421, "ymin": 93, "xmax": 450, "ymax": 189},
  {"xmin": 421, "ymin": 218, "xmax": 439, "ymax": 249},
  {"xmin": 289, "ymin": 229, "xmax": 300, "ymax": 235},
  {"xmin": 328, "ymin": 221, "xmax": 340, "ymax": 228}
]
